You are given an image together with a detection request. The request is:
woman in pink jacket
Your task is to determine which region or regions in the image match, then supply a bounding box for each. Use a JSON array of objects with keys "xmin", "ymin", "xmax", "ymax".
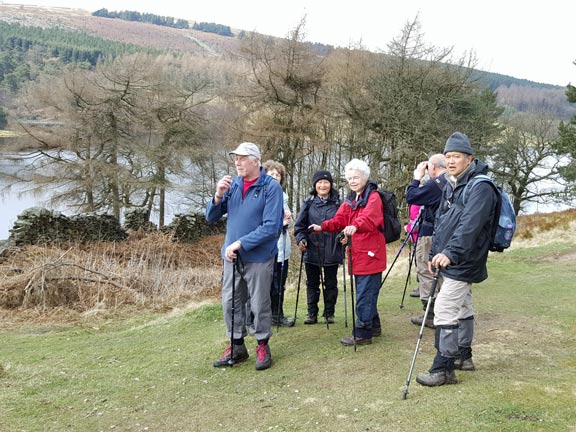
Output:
[
  {"xmin": 406, "ymin": 204, "xmax": 421, "ymax": 244},
  {"xmin": 405, "ymin": 203, "xmax": 422, "ymax": 298},
  {"xmin": 309, "ymin": 158, "xmax": 387, "ymax": 346}
]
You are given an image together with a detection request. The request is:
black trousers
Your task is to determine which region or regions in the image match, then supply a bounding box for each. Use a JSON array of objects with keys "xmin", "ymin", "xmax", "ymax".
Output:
[
  {"xmin": 271, "ymin": 259, "xmax": 289, "ymax": 318},
  {"xmin": 305, "ymin": 263, "xmax": 339, "ymax": 317}
]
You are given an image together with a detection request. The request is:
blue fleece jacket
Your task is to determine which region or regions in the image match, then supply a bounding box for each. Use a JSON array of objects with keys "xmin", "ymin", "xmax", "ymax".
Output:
[{"xmin": 206, "ymin": 168, "xmax": 284, "ymax": 263}]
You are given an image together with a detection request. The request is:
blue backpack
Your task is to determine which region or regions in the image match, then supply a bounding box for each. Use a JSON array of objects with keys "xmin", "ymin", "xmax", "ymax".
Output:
[{"xmin": 462, "ymin": 174, "xmax": 516, "ymax": 252}]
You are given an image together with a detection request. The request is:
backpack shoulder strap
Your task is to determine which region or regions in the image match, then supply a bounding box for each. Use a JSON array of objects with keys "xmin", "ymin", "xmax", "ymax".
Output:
[
  {"xmin": 462, "ymin": 174, "xmax": 502, "ymax": 238},
  {"xmin": 462, "ymin": 174, "xmax": 495, "ymax": 204},
  {"xmin": 263, "ymin": 173, "xmax": 273, "ymax": 195}
]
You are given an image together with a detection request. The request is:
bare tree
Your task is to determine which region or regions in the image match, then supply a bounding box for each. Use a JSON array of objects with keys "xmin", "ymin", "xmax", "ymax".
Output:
[
  {"xmin": 7, "ymin": 53, "xmax": 216, "ymax": 224},
  {"xmin": 490, "ymin": 112, "xmax": 573, "ymax": 214},
  {"xmin": 134, "ymin": 54, "xmax": 214, "ymax": 226},
  {"xmin": 323, "ymin": 16, "xmax": 503, "ymax": 206},
  {"xmin": 235, "ymin": 19, "xmax": 326, "ymax": 209},
  {"xmin": 9, "ymin": 62, "xmax": 139, "ymax": 218}
]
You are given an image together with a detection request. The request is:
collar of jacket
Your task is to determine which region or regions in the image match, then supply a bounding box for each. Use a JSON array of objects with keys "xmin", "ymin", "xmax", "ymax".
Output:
[
  {"xmin": 312, "ymin": 188, "xmax": 340, "ymax": 202},
  {"xmin": 344, "ymin": 179, "xmax": 378, "ymax": 210},
  {"xmin": 449, "ymin": 160, "xmax": 477, "ymax": 188}
]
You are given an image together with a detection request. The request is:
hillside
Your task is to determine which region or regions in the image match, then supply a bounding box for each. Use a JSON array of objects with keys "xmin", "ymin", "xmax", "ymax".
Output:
[
  {"xmin": 1, "ymin": 3, "xmax": 573, "ymax": 120},
  {"xmin": 0, "ymin": 3, "xmax": 241, "ymax": 57}
]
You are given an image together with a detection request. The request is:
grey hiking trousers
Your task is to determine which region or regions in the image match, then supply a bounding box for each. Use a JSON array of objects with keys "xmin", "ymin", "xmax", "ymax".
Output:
[{"xmin": 222, "ymin": 257, "xmax": 275, "ymax": 341}]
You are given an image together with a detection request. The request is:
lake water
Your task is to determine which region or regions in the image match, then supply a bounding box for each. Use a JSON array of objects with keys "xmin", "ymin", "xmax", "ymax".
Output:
[{"xmin": 0, "ymin": 156, "xmax": 199, "ymax": 240}]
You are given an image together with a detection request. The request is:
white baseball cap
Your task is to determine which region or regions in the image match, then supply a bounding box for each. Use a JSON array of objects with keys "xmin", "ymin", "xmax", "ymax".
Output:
[{"xmin": 229, "ymin": 142, "xmax": 261, "ymax": 159}]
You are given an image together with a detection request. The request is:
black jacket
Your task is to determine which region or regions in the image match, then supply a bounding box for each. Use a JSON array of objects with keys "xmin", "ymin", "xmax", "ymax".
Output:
[
  {"xmin": 294, "ymin": 190, "xmax": 343, "ymax": 266},
  {"xmin": 431, "ymin": 160, "xmax": 498, "ymax": 283}
]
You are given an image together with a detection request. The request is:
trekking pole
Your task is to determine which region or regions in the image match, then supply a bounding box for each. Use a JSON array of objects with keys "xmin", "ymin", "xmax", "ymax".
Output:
[
  {"xmin": 228, "ymin": 257, "xmax": 237, "ymax": 367},
  {"xmin": 347, "ymin": 237, "xmax": 357, "ymax": 352},
  {"xmin": 312, "ymin": 235, "xmax": 329, "ymax": 330},
  {"xmin": 399, "ymin": 236, "xmax": 418, "ymax": 309},
  {"xmin": 380, "ymin": 212, "xmax": 421, "ymax": 290},
  {"xmin": 342, "ymin": 246, "xmax": 348, "ymax": 328},
  {"xmin": 336, "ymin": 231, "xmax": 348, "ymax": 328},
  {"xmin": 293, "ymin": 251, "xmax": 304, "ymax": 324},
  {"xmin": 402, "ymin": 268, "xmax": 440, "ymax": 400},
  {"xmin": 276, "ymin": 229, "xmax": 288, "ymax": 333}
]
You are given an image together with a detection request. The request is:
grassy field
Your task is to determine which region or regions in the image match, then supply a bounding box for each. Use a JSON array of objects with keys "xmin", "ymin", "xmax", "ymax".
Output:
[{"xmin": 1, "ymin": 240, "xmax": 575, "ymax": 431}]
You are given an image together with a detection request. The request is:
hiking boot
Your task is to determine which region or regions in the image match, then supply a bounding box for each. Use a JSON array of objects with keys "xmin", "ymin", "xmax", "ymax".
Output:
[
  {"xmin": 416, "ymin": 370, "xmax": 458, "ymax": 387},
  {"xmin": 213, "ymin": 344, "xmax": 249, "ymax": 367},
  {"xmin": 454, "ymin": 357, "xmax": 475, "ymax": 371},
  {"xmin": 255, "ymin": 342, "xmax": 272, "ymax": 370},
  {"xmin": 275, "ymin": 316, "xmax": 295, "ymax": 327},
  {"xmin": 304, "ymin": 315, "xmax": 317, "ymax": 325},
  {"xmin": 410, "ymin": 315, "xmax": 435, "ymax": 329},
  {"xmin": 409, "ymin": 288, "xmax": 420, "ymax": 298},
  {"xmin": 373, "ymin": 327, "xmax": 382, "ymax": 337},
  {"xmin": 325, "ymin": 316, "xmax": 335, "ymax": 324},
  {"xmin": 340, "ymin": 336, "xmax": 372, "ymax": 346}
]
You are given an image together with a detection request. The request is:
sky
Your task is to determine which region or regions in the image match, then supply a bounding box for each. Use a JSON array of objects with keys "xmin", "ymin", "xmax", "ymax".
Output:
[{"xmin": 7, "ymin": 0, "xmax": 575, "ymax": 87}]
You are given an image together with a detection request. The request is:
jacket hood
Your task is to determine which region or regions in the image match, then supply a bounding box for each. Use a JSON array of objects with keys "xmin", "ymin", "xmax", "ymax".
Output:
[{"xmin": 473, "ymin": 159, "xmax": 490, "ymax": 176}]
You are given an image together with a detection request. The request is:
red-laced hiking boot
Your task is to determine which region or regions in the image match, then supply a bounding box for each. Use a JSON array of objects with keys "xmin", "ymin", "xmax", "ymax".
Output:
[
  {"xmin": 255, "ymin": 342, "xmax": 272, "ymax": 370},
  {"xmin": 213, "ymin": 344, "xmax": 249, "ymax": 367}
]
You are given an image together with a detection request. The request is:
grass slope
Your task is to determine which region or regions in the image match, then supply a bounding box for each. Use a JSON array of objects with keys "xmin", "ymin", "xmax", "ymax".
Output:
[{"xmin": 1, "ymin": 242, "xmax": 575, "ymax": 431}]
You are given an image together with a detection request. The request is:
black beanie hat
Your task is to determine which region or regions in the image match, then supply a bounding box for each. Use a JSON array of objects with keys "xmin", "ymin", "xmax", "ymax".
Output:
[
  {"xmin": 444, "ymin": 132, "xmax": 473, "ymax": 155},
  {"xmin": 312, "ymin": 169, "xmax": 333, "ymax": 186}
]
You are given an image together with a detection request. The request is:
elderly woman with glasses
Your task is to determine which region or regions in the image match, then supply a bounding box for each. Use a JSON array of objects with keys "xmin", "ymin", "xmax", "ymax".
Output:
[{"xmin": 309, "ymin": 158, "xmax": 387, "ymax": 346}]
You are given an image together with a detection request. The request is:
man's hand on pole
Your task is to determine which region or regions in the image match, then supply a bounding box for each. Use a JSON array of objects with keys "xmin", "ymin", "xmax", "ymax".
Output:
[
  {"xmin": 225, "ymin": 240, "xmax": 241, "ymax": 261},
  {"xmin": 429, "ymin": 253, "xmax": 451, "ymax": 273}
]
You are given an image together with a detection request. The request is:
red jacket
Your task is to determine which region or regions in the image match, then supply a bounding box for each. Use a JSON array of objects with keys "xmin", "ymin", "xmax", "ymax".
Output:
[{"xmin": 321, "ymin": 189, "xmax": 387, "ymax": 275}]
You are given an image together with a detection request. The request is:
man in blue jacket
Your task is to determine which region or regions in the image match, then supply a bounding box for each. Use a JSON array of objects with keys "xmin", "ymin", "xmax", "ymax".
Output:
[
  {"xmin": 406, "ymin": 154, "xmax": 447, "ymax": 328},
  {"xmin": 416, "ymin": 132, "xmax": 498, "ymax": 387},
  {"xmin": 206, "ymin": 142, "xmax": 284, "ymax": 371}
]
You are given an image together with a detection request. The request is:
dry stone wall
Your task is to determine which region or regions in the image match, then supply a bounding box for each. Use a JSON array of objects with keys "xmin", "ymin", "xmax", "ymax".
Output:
[
  {"xmin": 6, "ymin": 207, "xmax": 226, "ymax": 246},
  {"xmin": 8, "ymin": 207, "xmax": 128, "ymax": 245}
]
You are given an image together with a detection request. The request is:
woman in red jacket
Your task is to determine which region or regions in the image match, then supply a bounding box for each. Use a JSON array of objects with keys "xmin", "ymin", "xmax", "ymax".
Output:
[{"xmin": 309, "ymin": 158, "xmax": 387, "ymax": 346}]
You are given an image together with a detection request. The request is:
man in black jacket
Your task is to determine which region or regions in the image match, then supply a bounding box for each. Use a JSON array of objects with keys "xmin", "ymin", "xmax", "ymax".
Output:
[
  {"xmin": 416, "ymin": 132, "xmax": 498, "ymax": 387},
  {"xmin": 406, "ymin": 154, "xmax": 447, "ymax": 328}
]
